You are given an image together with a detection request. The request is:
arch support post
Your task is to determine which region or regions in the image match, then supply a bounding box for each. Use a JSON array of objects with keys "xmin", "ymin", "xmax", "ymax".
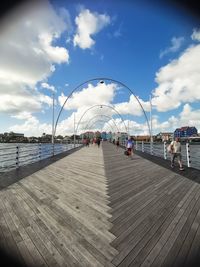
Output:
[
  {"xmin": 164, "ymin": 141, "xmax": 167, "ymax": 160},
  {"xmin": 74, "ymin": 113, "xmax": 76, "ymax": 148},
  {"xmin": 186, "ymin": 142, "xmax": 191, "ymax": 167}
]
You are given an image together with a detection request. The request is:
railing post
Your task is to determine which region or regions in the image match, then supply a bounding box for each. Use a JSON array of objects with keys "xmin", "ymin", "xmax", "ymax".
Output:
[
  {"xmin": 135, "ymin": 141, "xmax": 138, "ymax": 150},
  {"xmin": 150, "ymin": 142, "xmax": 153, "ymax": 155},
  {"xmin": 16, "ymin": 145, "xmax": 19, "ymax": 169},
  {"xmin": 52, "ymin": 143, "xmax": 54, "ymax": 156},
  {"xmin": 142, "ymin": 141, "xmax": 144, "ymax": 152},
  {"xmin": 164, "ymin": 141, "xmax": 167, "ymax": 160},
  {"xmin": 39, "ymin": 143, "xmax": 42, "ymax": 161},
  {"xmin": 186, "ymin": 142, "xmax": 191, "ymax": 167}
]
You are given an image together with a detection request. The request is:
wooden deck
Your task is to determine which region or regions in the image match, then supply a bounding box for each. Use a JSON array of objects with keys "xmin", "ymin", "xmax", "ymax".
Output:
[{"xmin": 1, "ymin": 142, "xmax": 200, "ymax": 266}]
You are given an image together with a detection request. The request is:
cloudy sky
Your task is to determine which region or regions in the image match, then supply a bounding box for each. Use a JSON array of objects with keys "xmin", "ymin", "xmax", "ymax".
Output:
[{"xmin": 0, "ymin": 0, "xmax": 200, "ymax": 137}]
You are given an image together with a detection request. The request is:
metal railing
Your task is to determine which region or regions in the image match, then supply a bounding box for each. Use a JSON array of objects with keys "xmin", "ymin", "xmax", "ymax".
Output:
[
  {"xmin": 0, "ymin": 141, "xmax": 82, "ymax": 172},
  {"xmin": 120, "ymin": 141, "xmax": 200, "ymax": 170}
]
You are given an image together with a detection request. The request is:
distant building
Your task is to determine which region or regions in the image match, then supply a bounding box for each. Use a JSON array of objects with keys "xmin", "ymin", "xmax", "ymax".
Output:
[
  {"xmin": 106, "ymin": 131, "xmax": 112, "ymax": 140},
  {"xmin": 101, "ymin": 132, "xmax": 107, "ymax": 140},
  {"xmin": 0, "ymin": 134, "xmax": 4, "ymax": 142},
  {"xmin": 4, "ymin": 132, "xmax": 24, "ymax": 137},
  {"xmin": 95, "ymin": 131, "xmax": 101, "ymax": 138},
  {"xmin": 120, "ymin": 132, "xmax": 128, "ymax": 142},
  {"xmin": 174, "ymin": 126, "xmax": 198, "ymax": 138},
  {"xmin": 135, "ymin": 135, "xmax": 150, "ymax": 142},
  {"xmin": 63, "ymin": 136, "xmax": 71, "ymax": 143},
  {"xmin": 112, "ymin": 132, "xmax": 128, "ymax": 143},
  {"xmin": 80, "ymin": 131, "xmax": 94, "ymax": 139},
  {"xmin": 155, "ymin": 132, "xmax": 173, "ymax": 142}
]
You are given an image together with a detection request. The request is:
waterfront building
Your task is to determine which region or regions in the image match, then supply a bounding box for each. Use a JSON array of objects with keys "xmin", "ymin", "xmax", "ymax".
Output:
[
  {"xmin": 174, "ymin": 126, "xmax": 198, "ymax": 138},
  {"xmin": 101, "ymin": 131, "xmax": 107, "ymax": 140},
  {"xmin": 80, "ymin": 131, "xmax": 95, "ymax": 139},
  {"xmin": 135, "ymin": 135, "xmax": 151, "ymax": 142},
  {"xmin": 155, "ymin": 132, "xmax": 173, "ymax": 142}
]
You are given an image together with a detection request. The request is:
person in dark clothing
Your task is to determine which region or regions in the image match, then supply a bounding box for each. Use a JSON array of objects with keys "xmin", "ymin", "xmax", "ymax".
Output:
[
  {"xmin": 116, "ymin": 138, "xmax": 120, "ymax": 150},
  {"xmin": 97, "ymin": 138, "xmax": 101, "ymax": 147}
]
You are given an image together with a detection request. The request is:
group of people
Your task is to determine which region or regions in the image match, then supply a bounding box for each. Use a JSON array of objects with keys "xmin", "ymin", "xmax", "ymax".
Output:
[
  {"xmin": 117, "ymin": 136, "xmax": 185, "ymax": 170},
  {"xmin": 115, "ymin": 137, "xmax": 134, "ymax": 159},
  {"xmin": 83, "ymin": 137, "xmax": 101, "ymax": 147}
]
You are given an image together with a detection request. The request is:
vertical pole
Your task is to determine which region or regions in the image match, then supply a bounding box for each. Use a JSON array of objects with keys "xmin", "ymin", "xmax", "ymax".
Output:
[
  {"xmin": 39, "ymin": 143, "xmax": 42, "ymax": 161},
  {"xmin": 164, "ymin": 141, "xmax": 167, "ymax": 160},
  {"xmin": 135, "ymin": 140, "xmax": 138, "ymax": 150},
  {"xmin": 142, "ymin": 141, "xmax": 144, "ymax": 152},
  {"xmin": 128, "ymin": 120, "xmax": 129, "ymax": 137},
  {"xmin": 16, "ymin": 145, "xmax": 19, "ymax": 169},
  {"xmin": 186, "ymin": 142, "xmax": 191, "ymax": 167},
  {"xmin": 52, "ymin": 92, "xmax": 55, "ymax": 156},
  {"xmin": 150, "ymin": 94, "xmax": 153, "ymax": 144},
  {"xmin": 74, "ymin": 113, "xmax": 76, "ymax": 148}
]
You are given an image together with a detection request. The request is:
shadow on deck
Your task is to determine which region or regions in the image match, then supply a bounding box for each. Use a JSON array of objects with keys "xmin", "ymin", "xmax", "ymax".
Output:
[{"xmin": 103, "ymin": 142, "xmax": 200, "ymax": 267}]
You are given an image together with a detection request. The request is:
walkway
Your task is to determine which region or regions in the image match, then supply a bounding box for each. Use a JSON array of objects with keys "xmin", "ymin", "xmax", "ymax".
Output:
[{"xmin": 1, "ymin": 142, "xmax": 200, "ymax": 266}]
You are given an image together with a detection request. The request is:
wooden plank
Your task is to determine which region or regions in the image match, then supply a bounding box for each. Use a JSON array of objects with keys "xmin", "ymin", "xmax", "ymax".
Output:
[
  {"xmin": 112, "ymin": 180, "xmax": 190, "ymax": 266},
  {"xmin": 131, "ymin": 183, "xmax": 198, "ymax": 267},
  {"xmin": 161, "ymin": 186, "xmax": 200, "ymax": 267},
  {"xmin": 150, "ymin": 184, "xmax": 200, "ymax": 267},
  {"xmin": 102, "ymin": 142, "xmax": 200, "ymax": 267}
]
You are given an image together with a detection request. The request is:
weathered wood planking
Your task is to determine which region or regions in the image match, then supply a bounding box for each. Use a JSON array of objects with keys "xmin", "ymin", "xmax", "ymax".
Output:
[
  {"xmin": 0, "ymin": 145, "xmax": 117, "ymax": 267},
  {"xmin": 102, "ymin": 142, "xmax": 200, "ymax": 267},
  {"xmin": 1, "ymin": 141, "xmax": 200, "ymax": 267}
]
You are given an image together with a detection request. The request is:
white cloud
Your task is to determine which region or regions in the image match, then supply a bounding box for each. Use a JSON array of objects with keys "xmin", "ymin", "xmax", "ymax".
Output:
[
  {"xmin": 114, "ymin": 95, "xmax": 150, "ymax": 116},
  {"xmin": 10, "ymin": 115, "xmax": 52, "ymax": 137},
  {"xmin": 41, "ymin": 82, "xmax": 56, "ymax": 92},
  {"xmin": 73, "ymin": 9, "xmax": 110, "ymax": 49},
  {"xmin": 160, "ymin": 36, "xmax": 184, "ymax": 58},
  {"xmin": 39, "ymin": 32, "xmax": 69, "ymax": 64},
  {"xmin": 10, "ymin": 111, "xmax": 81, "ymax": 137},
  {"xmin": 0, "ymin": 0, "xmax": 69, "ymax": 115},
  {"xmin": 9, "ymin": 102, "xmax": 200, "ymax": 137},
  {"xmin": 191, "ymin": 28, "xmax": 200, "ymax": 41},
  {"xmin": 58, "ymin": 82, "xmax": 117, "ymax": 110},
  {"xmin": 11, "ymin": 111, "xmax": 33, "ymax": 120},
  {"xmin": 153, "ymin": 44, "xmax": 200, "ymax": 112},
  {"xmin": 0, "ymin": 87, "xmax": 52, "ymax": 114},
  {"xmin": 149, "ymin": 104, "xmax": 200, "ymax": 135}
]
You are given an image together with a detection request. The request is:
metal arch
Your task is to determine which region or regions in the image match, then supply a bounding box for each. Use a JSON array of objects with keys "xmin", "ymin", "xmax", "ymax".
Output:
[
  {"xmin": 83, "ymin": 114, "xmax": 120, "ymax": 133},
  {"xmin": 75, "ymin": 104, "xmax": 128, "ymax": 135},
  {"xmin": 84, "ymin": 119, "xmax": 116, "ymax": 134},
  {"xmin": 54, "ymin": 77, "xmax": 151, "ymax": 137},
  {"xmin": 84, "ymin": 119, "xmax": 117, "ymax": 134}
]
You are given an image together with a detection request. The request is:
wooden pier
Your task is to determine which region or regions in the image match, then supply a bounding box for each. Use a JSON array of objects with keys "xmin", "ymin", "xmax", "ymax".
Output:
[{"xmin": 0, "ymin": 142, "xmax": 200, "ymax": 266}]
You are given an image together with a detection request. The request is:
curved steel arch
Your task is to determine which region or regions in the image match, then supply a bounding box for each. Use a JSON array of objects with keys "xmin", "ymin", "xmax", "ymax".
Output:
[
  {"xmin": 84, "ymin": 119, "xmax": 117, "ymax": 134},
  {"xmin": 54, "ymin": 77, "xmax": 151, "ymax": 137},
  {"xmin": 85, "ymin": 119, "xmax": 116, "ymax": 134},
  {"xmin": 75, "ymin": 104, "xmax": 127, "ymax": 135},
  {"xmin": 83, "ymin": 114, "xmax": 120, "ymax": 133}
]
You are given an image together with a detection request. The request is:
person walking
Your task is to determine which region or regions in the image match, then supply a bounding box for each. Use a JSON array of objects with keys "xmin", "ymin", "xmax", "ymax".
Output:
[
  {"xmin": 126, "ymin": 137, "xmax": 134, "ymax": 159},
  {"xmin": 116, "ymin": 138, "xmax": 120, "ymax": 150},
  {"xmin": 169, "ymin": 137, "xmax": 184, "ymax": 170},
  {"xmin": 97, "ymin": 138, "xmax": 101, "ymax": 148}
]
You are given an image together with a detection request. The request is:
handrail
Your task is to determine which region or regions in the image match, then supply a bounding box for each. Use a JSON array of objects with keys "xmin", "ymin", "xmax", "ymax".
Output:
[
  {"xmin": 0, "ymin": 143, "xmax": 82, "ymax": 172},
  {"xmin": 133, "ymin": 141, "xmax": 199, "ymax": 170}
]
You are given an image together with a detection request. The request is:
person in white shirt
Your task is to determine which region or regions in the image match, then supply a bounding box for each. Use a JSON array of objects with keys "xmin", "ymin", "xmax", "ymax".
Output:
[
  {"xmin": 169, "ymin": 137, "xmax": 184, "ymax": 170},
  {"xmin": 126, "ymin": 137, "xmax": 134, "ymax": 159}
]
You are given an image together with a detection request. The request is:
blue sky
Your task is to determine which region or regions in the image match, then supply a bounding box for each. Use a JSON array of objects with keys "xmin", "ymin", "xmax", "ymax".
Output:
[{"xmin": 0, "ymin": 0, "xmax": 200, "ymax": 136}]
